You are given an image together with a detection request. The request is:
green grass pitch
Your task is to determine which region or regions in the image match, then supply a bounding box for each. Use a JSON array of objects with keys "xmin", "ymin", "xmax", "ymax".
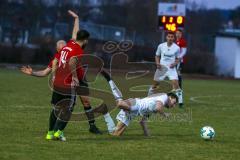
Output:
[{"xmin": 0, "ymin": 68, "xmax": 240, "ymax": 160}]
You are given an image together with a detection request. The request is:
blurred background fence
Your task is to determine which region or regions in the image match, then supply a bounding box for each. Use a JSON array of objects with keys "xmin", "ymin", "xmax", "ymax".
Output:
[{"xmin": 0, "ymin": 0, "xmax": 240, "ymax": 76}]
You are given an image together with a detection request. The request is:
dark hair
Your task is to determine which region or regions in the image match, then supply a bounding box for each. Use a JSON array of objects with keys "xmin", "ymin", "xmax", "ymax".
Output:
[
  {"xmin": 76, "ymin": 30, "xmax": 90, "ymax": 41},
  {"xmin": 167, "ymin": 92, "xmax": 178, "ymax": 103},
  {"xmin": 176, "ymin": 29, "xmax": 183, "ymax": 33},
  {"xmin": 166, "ymin": 31, "xmax": 175, "ymax": 36}
]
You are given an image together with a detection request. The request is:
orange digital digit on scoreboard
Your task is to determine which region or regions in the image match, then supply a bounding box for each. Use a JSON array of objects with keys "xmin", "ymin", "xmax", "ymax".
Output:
[{"xmin": 159, "ymin": 16, "xmax": 185, "ymax": 32}]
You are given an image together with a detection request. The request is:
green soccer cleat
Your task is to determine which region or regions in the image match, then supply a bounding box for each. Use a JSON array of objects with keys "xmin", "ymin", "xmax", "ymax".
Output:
[
  {"xmin": 45, "ymin": 131, "xmax": 54, "ymax": 140},
  {"xmin": 54, "ymin": 130, "xmax": 66, "ymax": 142}
]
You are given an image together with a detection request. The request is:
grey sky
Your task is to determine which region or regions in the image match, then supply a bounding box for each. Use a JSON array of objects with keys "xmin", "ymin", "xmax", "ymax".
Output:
[{"xmin": 188, "ymin": 0, "xmax": 240, "ymax": 9}]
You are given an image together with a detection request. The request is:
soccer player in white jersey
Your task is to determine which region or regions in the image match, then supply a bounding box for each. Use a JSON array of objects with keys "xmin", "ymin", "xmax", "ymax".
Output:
[
  {"xmin": 148, "ymin": 31, "xmax": 183, "ymax": 107},
  {"xmin": 101, "ymin": 70, "xmax": 178, "ymax": 136}
]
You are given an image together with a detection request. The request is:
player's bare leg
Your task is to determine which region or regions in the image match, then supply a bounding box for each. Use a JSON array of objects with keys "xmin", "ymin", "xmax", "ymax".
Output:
[
  {"xmin": 112, "ymin": 121, "xmax": 127, "ymax": 136},
  {"xmin": 172, "ymin": 80, "xmax": 179, "ymax": 90},
  {"xmin": 91, "ymin": 103, "xmax": 116, "ymax": 134},
  {"xmin": 101, "ymin": 70, "xmax": 134, "ymax": 135},
  {"xmin": 79, "ymin": 95, "xmax": 102, "ymax": 134},
  {"xmin": 140, "ymin": 117, "xmax": 150, "ymax": 136},
  {"xmin": 101, "ymin": 70, "xmax": 150, "ymax": 136},
  {"xmin": 148, "ymin": 65, "xmax": 169, "ymax": 96},
  {"xmin": 148, "ymin": 80, "xmax": 159, "ymax": 96},
  {"xmin": 52, "ymin": 98, "xmax": 75, "ymax": 141}
]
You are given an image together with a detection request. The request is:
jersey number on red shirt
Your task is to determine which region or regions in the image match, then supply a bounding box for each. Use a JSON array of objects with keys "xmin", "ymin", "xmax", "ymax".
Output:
[{"xmin": 59, "ymin": 50, "xmax": 69, "ymax": 68}]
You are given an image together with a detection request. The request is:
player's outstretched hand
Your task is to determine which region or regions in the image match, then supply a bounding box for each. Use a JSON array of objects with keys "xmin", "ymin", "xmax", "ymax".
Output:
[
  {"xmin": 68, "ymin": 10, "xmax": 78, "ymax": 18},
  {"xmin": 20, "ymin": 65, "xmax": 33, "ymax": 75}
]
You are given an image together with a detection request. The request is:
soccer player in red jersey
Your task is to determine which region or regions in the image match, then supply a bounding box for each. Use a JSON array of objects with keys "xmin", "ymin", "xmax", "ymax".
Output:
[
  {"xmin": 21, "ymin": 11, "xmax": 115, "ymax": 141},
  {"xmin": 175, "ymin": 29, "xmax": 187, "ymax": 107},
  {"xmin": 50, "ymin": 29, "xmax": 91, "ymax": 141}
]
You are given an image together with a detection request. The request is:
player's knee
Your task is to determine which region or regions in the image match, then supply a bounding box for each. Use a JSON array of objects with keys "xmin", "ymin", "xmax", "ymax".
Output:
[
  {"xmin": 152, "ymin": 85, "xmax": 157, "ymax": 89},
  {"xmin": 81, "ymin": 97, "xmax": 91, "ymax": 107},
  {"xmin": 152, "ymin": 81, "xmax": 159, "ymax": 89},
  {"xmin": 112, "ymin": 130, "xmax": 121, "ymax": 136},
  {"xmin": 172, "ymin": 80, "xmax": 179, "ymax": 89},
  {"xmin": 83, "ymin": 102, "xmax": 90, "ymax": 107},
  {"xmin": 117, "ymin": 101, "xmax": 123, "ymax": 108},
  {"xmin": 117, "ymin": 100, "xmax": 126, "ymax": 109}
]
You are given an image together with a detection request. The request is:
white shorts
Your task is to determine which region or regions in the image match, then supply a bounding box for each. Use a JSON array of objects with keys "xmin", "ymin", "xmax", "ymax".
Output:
[
  {"xmin": 154, "ymin": 66, "xmax": 178, "ymax": 81},
  {"xmin": 116, "ymin": 109, "xmax": 138, "ymax": 126}
]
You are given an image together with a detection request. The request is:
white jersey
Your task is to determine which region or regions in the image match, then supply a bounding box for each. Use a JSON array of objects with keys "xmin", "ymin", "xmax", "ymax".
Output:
[
  {"xmin": 156, "ymin": 42, "xmax": 180, "ymax": 67},
  {"xmin": 116, "ymin": 94, "xmax": 169, "ymax": 126},
  {"xmin": 135, "ymin": 94, "xmax": 168, "ymax": 116}
]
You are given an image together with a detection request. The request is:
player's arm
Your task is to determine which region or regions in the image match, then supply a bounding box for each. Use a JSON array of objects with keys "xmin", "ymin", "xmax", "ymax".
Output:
[
  {"xmin": 156, "ymin": 101, "xmax": 164, "ymax": 113},
  {"xmin": 140, "ymin": 116, "xmax": 150, "ymax": 136},
  {"xmin": 51, "ymin": 58, "xmax": 58, "ymax": 74},
  {"xmin": 68, "ymin": 10, "xmax": 79, "ymax": 40},
  {"xmin": 170, "ymin": 48, "xmax": 180, "ymax": 68},
  {"xmin": 116, "ymin": 100, "xmax": 131, "ymax": 111},
  {"xmin": 155, "ymin": 45, "xmax": 161, "ymax": 69},
  {"xmin": 69, "ymin": 56, "xmax": 79, "ymax": 87},
  {"xmin": 155, "ymin": 56, "xmax": 161, "ymax": 69},
  {"xmin": 179, "ymin": 40, "xmax": 187, "ymax": 59},
  {"xmin": 155, "ymin": 101, "xmax": 169, "ymax": 117},
  {"xmin": 179, "ymin": 47, "xmax": 187, "ymax": 59},
  {"xmin": 170, "ymin": 58, "xmax": 179, "ymax": 68},
  {"xmin": 50, "ymin": 58, "xmax": 58, "ymax": 83},
  {"xmin": 21, "ymin": 66, "xmax": 51, "ymax": 77}
]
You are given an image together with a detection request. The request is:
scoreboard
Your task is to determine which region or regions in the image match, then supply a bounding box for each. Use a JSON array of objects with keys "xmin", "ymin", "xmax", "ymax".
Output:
[
  {"xmin": 158, "ymin": 3, "xmax": 186, "ymax": 32},
  {"xmin": 159, "ymin": 16, "xmax": 185, "ymax": 31}
]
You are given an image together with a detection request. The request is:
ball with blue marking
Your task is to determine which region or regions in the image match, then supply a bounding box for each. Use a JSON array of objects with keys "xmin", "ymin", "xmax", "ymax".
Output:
[{"xmin": 200, "ymin": 126, "xmax": 215, "ymax": 140}]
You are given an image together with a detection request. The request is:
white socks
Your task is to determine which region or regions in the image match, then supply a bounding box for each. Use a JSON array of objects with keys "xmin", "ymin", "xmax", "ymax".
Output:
[
  {"xmin": 148, "ymin": 86, "xmax": 155, "ymax": 96},
  {"xmin": 109, "ymin": 80, "xmax": 123, "ymax": 100},
  {"xmin": 103, "ymin": 113, "xmax": 116, "ymax": 133},
  {"xmin": 175, "ymin": 89, "xmax": 183, "ymax": 104}
]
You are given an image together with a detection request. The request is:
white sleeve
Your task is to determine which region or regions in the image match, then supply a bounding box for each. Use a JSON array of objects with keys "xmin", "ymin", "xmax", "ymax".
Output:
[
  {"xmin": 156, "ymin": 94, "xmax": 168, "ymax": 106},
  {"xmin": 155, "ymin": 45, "xmax": 161, "ymax": 56},
  {"xmin": 176, "ymin": 46, "xmax": 181, "ymax": 58},
  {"xmin": 179, "ymin": 47, "xmax": 187, "ymax": 59}
]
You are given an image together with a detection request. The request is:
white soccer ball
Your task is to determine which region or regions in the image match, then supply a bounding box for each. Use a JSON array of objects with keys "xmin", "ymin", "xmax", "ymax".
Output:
[{"xmin": 200, "ymin": 126, "xmax": 215, "ymax": 140}]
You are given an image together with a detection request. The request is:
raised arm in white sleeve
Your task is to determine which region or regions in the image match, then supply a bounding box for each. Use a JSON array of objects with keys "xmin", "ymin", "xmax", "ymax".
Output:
[{"xmin": 179, "ymin": 47, "xmax": 187, "ymax": 59}]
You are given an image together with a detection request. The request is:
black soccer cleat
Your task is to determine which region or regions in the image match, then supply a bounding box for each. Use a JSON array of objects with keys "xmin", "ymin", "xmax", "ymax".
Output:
[
  {"xmin": 89, "ymin": 125, "xmax": 102, "ymax": 135},
  {"xmin": 100, "ymin": 69, "xmax": 112, "ymax": 82}
]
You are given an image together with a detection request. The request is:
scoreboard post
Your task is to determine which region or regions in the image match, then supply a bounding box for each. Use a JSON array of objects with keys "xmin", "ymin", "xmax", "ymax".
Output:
[{"xmin": 158, "ymin": 2, "xmax": 186, "ymax": 32}]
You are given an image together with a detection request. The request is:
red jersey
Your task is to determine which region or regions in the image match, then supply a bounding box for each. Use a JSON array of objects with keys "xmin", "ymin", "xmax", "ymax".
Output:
[
  {"xmin": 53, "ymin": 40, "xmax": 84, "ymax": 92},
  {"xmin": 47, "ymin": 52, "xmax": 60, "ymax": 68},
  {"xmin": 176, "ymin": 38, "xmax": 187, "ymax": 63},
  {"xmin": 48, "ymin": 52, "xmax": 84, "ymax": 80}
]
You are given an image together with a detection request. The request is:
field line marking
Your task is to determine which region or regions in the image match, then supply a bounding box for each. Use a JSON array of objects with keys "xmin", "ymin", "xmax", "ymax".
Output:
[{"xmin": 189, "ymin": 95, "xmax": 223, "ymax": 104}]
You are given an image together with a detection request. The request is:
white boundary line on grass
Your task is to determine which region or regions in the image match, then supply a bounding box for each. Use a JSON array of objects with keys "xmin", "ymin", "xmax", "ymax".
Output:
[
  {"xmin": 189, "ymin": 95, "xmax": 224, "ymax": 104},
  {"xmin": 189, "ymin": 95, "xmax": 240, "ymax": 109}
]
